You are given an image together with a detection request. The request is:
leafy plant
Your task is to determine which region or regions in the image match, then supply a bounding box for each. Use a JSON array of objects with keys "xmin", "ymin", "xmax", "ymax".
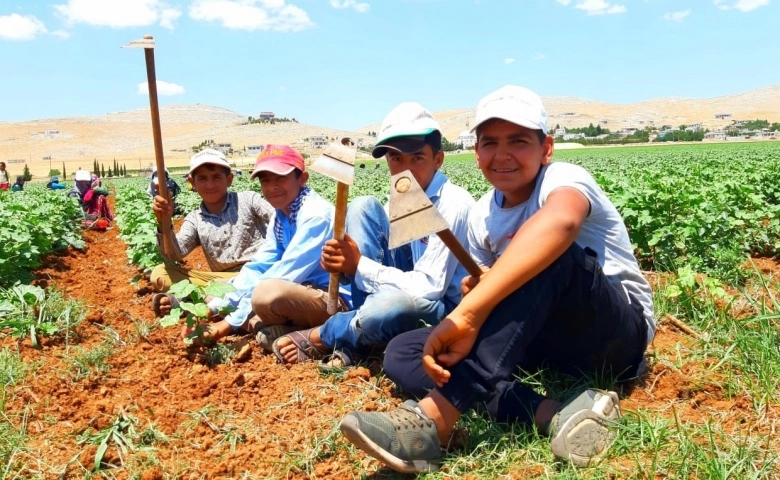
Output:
[
  {"xmin": 0, "ymin": 284, "xmax": 85, "ymax": 347},
  {"xmin": 159, "ymin": 280, "xmax": 236, "ymax": 345}
]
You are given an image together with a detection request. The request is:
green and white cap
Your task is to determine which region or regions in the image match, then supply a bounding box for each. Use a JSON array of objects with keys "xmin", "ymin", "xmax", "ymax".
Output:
[{"xmin": 372, "ymin": 102, "xmax": 442, "ymax": 158}]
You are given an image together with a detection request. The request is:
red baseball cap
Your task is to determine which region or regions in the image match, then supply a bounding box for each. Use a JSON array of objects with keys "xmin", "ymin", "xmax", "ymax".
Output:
[{"xmin": 250, "ymin": 145, "xmax": 305, "ymax": 180}]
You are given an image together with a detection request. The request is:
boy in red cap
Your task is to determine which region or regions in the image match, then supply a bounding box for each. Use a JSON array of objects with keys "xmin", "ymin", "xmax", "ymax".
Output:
[
  {"xmin": 182, "ymin": 145, "xmax": 351, "ymax": 346},
  {"xmin": 150, "ymin": 148, "xmax": 274, "ymax": 315}
]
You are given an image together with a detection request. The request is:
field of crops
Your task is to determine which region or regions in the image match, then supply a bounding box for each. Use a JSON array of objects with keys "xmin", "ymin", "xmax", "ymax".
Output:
[{"xmin": 1, "ymin": 141, "xmax": 779, "ymax": 479}]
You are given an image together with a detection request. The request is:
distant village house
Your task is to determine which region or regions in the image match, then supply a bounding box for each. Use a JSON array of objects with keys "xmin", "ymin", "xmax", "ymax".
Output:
[
  {"xmin": 214, "ymin": 142, "xmax": 232, "ymax": 154},
  {"xmin": 309, "ymin": 135, "xmax": 328, "ymax": 149},
  {"xmin": 246, "ymin": 145, "xmax": 264, "ymax": 156},
  {"xmin": 258, "ymin": 112, "xmax": 275, "ymax": 120}
]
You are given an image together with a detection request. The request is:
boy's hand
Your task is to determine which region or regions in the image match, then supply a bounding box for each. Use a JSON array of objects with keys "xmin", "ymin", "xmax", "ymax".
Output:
[
  {"xmin": 422, "ymin": 312, "xmax": 481, "ymax": 387},
  {"xmin": 180, "ymin": 320, "xmax": 230, "ymax": 346},
  {"xmin": 152, "ymin": 194, "xmax": 173, "ymax": 221},
  {"xmin": 320, "ymin": 234, "xmax": 361, "ymax": 275},
  {"xmin": 461, "ymin": 266, "xmax": 490, "ymax": 297}
]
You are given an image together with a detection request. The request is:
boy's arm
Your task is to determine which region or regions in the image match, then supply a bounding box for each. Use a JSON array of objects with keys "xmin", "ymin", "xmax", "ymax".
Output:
[
  {"xmin": 355, "ymin": 203, "xmax": 471, "ymax": 301},
  {"xmin": 156, "ymin": 211, "xmax": 200, "ymax": 262},
  {"xmin": 212, "ymin": 238, "xmax": 280, "ymax": 329},
  {"xmin": 422, "ymin": 187, "xmax": 590, "ymax": 384}
]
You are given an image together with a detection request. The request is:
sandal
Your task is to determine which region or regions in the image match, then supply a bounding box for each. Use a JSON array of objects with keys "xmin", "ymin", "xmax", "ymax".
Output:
[
  {"xmin": 318, "ymin": 349, "xmax": 357, "ymax": 373},
  {"xmin": 272, "ymin": 327, "xmax": 327, "ymax": 364},
  {"xmin": 255, "ymin": 324, "xmax": 297, "ymax": 354},
  {"xmin": 152, "ymin": 293, "xmax": 180, "ymax": 317}
]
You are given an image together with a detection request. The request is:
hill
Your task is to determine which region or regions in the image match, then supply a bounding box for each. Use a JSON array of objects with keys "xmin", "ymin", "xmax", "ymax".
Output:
[{"xmin": 2, "ymin": 85, "xmax": 779, "ymax": 178}]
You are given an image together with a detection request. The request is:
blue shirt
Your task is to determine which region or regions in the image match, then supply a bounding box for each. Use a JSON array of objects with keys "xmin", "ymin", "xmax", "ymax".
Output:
[
  {"xmin": 210, "ymin": 189, "xmax": 352, "ymax": 329},
  {"xmin": 355, "ymin": 170, "xmax": 475, "ymax": 306}
]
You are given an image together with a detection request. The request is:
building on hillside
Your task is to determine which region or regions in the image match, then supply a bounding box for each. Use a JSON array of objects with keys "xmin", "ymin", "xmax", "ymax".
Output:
[
  {"xmin": 309, "ymin": 135, "xmax": 328, "ymax": 149},
  {"xmin": 685, "ymin": 123, "xmax": 703, "ymax": 132},
  {"xmin": 214, "ymin": 143, "xmax": 232, "ymax": 154},
  {"xmin": 246, "ymin": 145, "xmax": 264, "ymax": 156},
  {"xmin": 258, "ymin": 112, "xmax": 275, "ymax": 120},
  {"xmin": 45, "ymin": 129, "xmax": 60, "ymax": 135},
  {"xmin": 456, "ymin": 130, "xmax": 476, "ymax": 148},
  {"xmin": 599, "ymin": 120, "xmax": 609, "ymax": 125},
  {"xmin": 715, "ymin": 113, "xmax": 732, "ymax": 120},
  {"xmin": 554, "ymin": 128, "xmax": 567, "ymax": 137},
  {"xmin": 563, "ymin": 133, "xmax": 586, "ymax": 141},
  {"xmin": 619, "ymin": 127, "xmax": 638, "ymax": 136},
  {"xmin": 704, "ymin": 131, "xmax": 726, "ymax": 140}
]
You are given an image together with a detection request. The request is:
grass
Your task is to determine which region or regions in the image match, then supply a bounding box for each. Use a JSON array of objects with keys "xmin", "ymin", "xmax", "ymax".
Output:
[
  {"xmin": 0, "ymin": 348, "xmax": 30, "ymax": 477},
  {"xmin": 65, "ymin": 340, "xmax": 115, "ymax": 381}
]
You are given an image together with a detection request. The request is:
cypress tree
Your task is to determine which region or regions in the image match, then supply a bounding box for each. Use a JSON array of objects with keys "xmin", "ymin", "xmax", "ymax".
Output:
[
  {"xmin": 62, "ymin": 162, "xmax": 67, "ymax": 179},
  {"xmin": 23, "ymin": 164, "xmax": 32, "ymax": 181}
]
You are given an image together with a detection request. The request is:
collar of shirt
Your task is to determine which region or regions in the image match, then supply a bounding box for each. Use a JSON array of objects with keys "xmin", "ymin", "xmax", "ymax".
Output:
[
  {"xmin": 198, "ymin": 191, "xmax": 235, "ymax": 218},
  {"xmin": 425, "ymin": 170, "xmax": 448, "ymax": 203}
]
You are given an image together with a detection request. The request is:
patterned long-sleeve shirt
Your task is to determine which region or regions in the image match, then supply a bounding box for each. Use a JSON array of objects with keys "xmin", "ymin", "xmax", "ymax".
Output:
[{"xmin": 156, "ymin": 191, "xmax": 273, "ymax": 272}]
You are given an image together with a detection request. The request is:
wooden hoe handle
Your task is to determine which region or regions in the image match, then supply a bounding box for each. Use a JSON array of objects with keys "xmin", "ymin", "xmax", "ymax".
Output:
[
  {"xmin": 328, "ymin": 182, "xmax": 349, "ymax": 314},
  {"xmin": 436, "ymin": 229, "xmax": 483, "ymax": 278}
]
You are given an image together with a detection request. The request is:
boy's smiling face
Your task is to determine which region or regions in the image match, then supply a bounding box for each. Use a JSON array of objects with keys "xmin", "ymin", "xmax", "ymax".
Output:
[
  {"xmin": 384, "ymin": 144, "xmax": 443, "ymax": 192},
  {"xmin": 257, "ymin": 169, "xmax": 308, "ymax": 213},
  {"xmin": 190, "ymin": 165, "xmax": 233, "ymax": 206},
  {"xmin": 475, "ymin": 119, "xmax": 554, "ymax": 208}
]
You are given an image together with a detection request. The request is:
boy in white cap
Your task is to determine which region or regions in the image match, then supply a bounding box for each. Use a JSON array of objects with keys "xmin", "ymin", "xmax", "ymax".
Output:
[
  {"xmin": 273, "ymin": 102, "xmax": 475, "ymax": 367},
  {"xmin": 180, "ymin": 145, "xmax": 351, "ymax": 346},
  {"xmin": 339, "ymin": 86, "xmax": 654, "ymax": 472},
  {"xmin": 150, "ymin": 148, "xmax": 274, "ymax": 313}
]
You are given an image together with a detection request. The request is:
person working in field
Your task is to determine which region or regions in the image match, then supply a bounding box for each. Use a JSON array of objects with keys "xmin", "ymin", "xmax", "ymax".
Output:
[
  {"xmin": 150, "ymin": 148, "xmax": 273, "ymax": 315},
  {"xmin": 11, "ymin": 176, "xmax": 25, "ymax": 192},
  {"xmin": 68, "ymin": 169, "xmax": 114, "ymax": 229},
  {"xmin": 339, "ymin": 85, "xmax": 655, "ymax": 472},
  {"xmin": 47, "ymin": 175, "xmax": 66, "ymax": 190},
  {"xmin": 0, "ymin": 162, "xmax": 10, "ymax": 190},
  {"xmin": 180, "ymin": 145, "xmax": 351, "ymax": 348},
  {"xmin": 272, "ymin": 102, "xmax": 474, "ymax": 369}
]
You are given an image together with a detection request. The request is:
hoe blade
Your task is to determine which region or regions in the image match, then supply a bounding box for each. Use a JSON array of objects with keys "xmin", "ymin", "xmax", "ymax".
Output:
[
  {"xmin": 308, "ymin": 137, "xmax": 356, "ymax": 185},
  {"xmin": 388, "ymin": 170, "xmax": 449, "ymax": 249}
]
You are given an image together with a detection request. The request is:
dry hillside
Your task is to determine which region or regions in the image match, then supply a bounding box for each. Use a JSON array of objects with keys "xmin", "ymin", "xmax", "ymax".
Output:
[{"xmin": 2, "ymin": 85, "xmax": 779, "ymax": 178}]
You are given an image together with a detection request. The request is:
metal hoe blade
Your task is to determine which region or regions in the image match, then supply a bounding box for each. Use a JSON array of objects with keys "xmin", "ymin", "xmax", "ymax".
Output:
[
  {"xmin": 388, "ymin": 170, "xmax": 449, "ymax": 249},
  {"xmin": 307, "ymin": 137, "xmax": 357, "ymax": 186},
  {"xmin": 123, "ymin": 35, "xmax": 156, "ymax": 49}
]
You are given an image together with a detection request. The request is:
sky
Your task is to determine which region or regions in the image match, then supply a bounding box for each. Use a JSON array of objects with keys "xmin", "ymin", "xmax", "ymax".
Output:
[{"xmin": 0, "ymin": 0, "xmax": 777, "ymax": 130}]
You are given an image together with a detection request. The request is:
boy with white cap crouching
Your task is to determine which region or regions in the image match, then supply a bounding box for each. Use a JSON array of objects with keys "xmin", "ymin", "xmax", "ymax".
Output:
[{"xmin": 339, "ymin": 85, "xmax": 654, "ymax": 472}]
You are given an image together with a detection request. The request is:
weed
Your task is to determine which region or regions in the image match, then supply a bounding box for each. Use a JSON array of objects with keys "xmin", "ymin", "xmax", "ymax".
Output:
[
  {"xmin": 76, "ymin": 411, "xmax": 139, "ymax": 472},
  {"xmin": 66, "ymin": 341, "xmax": 114, "ymax": 381}
]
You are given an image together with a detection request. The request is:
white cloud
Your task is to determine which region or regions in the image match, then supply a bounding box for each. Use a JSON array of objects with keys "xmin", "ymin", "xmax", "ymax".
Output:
[
  {"xmin": 534, "ymin": 53, "xmax": 546, "ymax": 60},
  {"xmin": 330, "ymin": 0, "xmax": 370, "ymax": 13},
  {"xmin": 137, "ymin": 80, "xmax": 185, "ymax": 96},
  {"xmin": 714, "ymin": 0, "xmax": 770, "ymax": 11},
  {"xmin": 504, "ymin": 58, "xmax": 515, "ymax": 65},
  {"xmin": 51, "ymin": 29, "xmax": 71, "ymax": 39},
  {"xmin": 556, "ymin": 0, "xmax": 572, "ymax": 5},
  {"xmin": 189, "ymin": 0, "xmax": 314, "ymax": 31},
  {"xmin": 0, "ymin": 13, "xmax": 48, "ymax": 41},
  {"xmin": 54, "ymin": 0, "xmax": 182, "ymax": 29},
  {"xmin": 574, "ymin": 0, "xmax": 626, "ymax": 15},
  {"xmin": 662, "ymin": 9, "xmax": 691, "ymax": 21}
]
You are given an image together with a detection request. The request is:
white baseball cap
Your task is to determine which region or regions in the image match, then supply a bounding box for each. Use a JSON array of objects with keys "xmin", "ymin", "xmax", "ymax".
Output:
[
  {"xmin": 189, "ymin": 148, "xmax": 231, "ymax": 175},
  {"xmin": 74, "ymin": 169, "xmax": 91, "ymax": 182},
  {"xmin": 372, "ymin": 102, "xmax": 442, "ymax": 158},
  {"xmin": 471, "ymin": 85, "xmax": 548, "ymax": 135}
]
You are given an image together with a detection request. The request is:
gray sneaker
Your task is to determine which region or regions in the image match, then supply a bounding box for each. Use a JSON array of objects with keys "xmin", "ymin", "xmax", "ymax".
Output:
[
  {"xmin": 254, "ymin": 324, "xmax": 296, "ymax": 354},
  {"xmin": 340, "ymin": 400, "xmax": 442, "ymax": 473},
  {"xmin": 548, "ymin": 388, "xmax": 621, "ymax": 467}
]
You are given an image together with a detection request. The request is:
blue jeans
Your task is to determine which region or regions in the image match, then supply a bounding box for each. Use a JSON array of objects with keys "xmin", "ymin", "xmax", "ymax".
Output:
[
  {"xmin": 384, "ymin": 243, "xmax": 647, "ymax": 425},
  {"xmin": 318, "ymin": 196, "xmax": 447, "ymax": 353}
]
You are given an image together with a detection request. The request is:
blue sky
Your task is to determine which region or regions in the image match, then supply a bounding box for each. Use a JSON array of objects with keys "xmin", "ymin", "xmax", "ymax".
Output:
[{"xmin": 0, "ymin": 0, "xmax": 777, "ymax": 130}]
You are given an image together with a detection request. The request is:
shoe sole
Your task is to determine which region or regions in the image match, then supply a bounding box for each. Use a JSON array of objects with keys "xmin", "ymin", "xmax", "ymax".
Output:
[
  {"xmin": 549, "ymin": 391, "xmax": 620, "ymax": 467},
  {"xmin": 339, "ymin": 415, "xmax": 439, "ymax": 474}
]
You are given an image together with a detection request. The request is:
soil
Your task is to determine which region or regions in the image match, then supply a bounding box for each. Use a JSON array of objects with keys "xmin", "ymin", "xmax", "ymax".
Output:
[{"xmin": 2, "ymin": 205, "xmax": 778, "ymax": 478}]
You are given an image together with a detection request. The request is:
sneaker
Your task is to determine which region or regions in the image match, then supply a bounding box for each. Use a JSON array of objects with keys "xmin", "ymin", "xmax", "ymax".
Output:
[
  {"xmin": 254, "ymin": 324, "xmax": 296, "ymax": 354},
  {"xmin": 340, "ymin": 400, "xmax": 442, "ymax": 473},
  {"xmin": 548, "ymin": 389, "xmax": 621, "ymax": 467}
]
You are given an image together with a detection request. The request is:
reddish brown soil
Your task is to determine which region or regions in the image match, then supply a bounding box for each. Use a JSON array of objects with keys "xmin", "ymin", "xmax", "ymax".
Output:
[{"xmin": 2, "ymin": 214, "xmax": 778, "ymax": 478}]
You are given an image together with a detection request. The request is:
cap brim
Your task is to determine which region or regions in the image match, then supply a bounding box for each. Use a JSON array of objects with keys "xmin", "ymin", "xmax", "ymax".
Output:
[
  {"xmin": 250, "ymin": 164, "xmax": 297, "ymax": 180},
  {"xmin": 189, "ymin": 160, "xmax": 231, "ymax": 175},
  {"xmin": 371, "ymin": 135, "xmax": 429, "ymax": 158}
]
